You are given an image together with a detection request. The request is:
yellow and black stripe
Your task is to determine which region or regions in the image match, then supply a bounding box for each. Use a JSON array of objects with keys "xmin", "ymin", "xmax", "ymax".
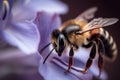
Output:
[
  {"xmin": 83, "ymin": 28, "xmax": 117, "ymax": 61},
  {"xmin": 99, "ymin": 28, "xmax": 117, "ymax": 61}
]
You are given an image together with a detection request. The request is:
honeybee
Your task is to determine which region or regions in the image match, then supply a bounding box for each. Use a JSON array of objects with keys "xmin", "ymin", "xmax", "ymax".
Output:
[{"xmin": 40, "ymin": 7, "xmax": 118, "ymax": 76}]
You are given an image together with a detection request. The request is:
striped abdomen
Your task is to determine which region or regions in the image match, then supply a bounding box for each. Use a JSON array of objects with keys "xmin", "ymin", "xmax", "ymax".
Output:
[
  {"xmin": 99, "ymin": 28, "xmax": 117, "ymax": 61},
  {"xmin": 83, "ymin": 28, "xmax": 117, "ymax": 61}
]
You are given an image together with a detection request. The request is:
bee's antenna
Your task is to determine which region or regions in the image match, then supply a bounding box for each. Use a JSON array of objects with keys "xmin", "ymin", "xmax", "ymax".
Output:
[
  {"xmin": 40, "ymin": 42, "xmax": 52, "ymax": 54},
  {"xmin": 43, "ymin": 47, "xmax": 55, "ymax": 64}
]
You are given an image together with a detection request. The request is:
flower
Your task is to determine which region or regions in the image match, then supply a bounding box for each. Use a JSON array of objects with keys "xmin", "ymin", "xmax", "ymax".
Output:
[
  {"xmin": 0, "ymin": 0, "xmax": 108, "ymax": 80},
  {"xmin": 0, "ymin": 0, "xmax": 69, "ymax": 80},
  {"xmin": 0, "ymin": 48, "xmax": 44, "ymax": 80},
  {"xmin": 0, "ymin": 0, "xmax": 40, "ymax": 54},
  {"xmin": 34, "ymin": 12, "xmax": 108, "ymax": 80},
  {"xmin": 0, "ymin": 0, "xmax": 68, "ymax": 54}
]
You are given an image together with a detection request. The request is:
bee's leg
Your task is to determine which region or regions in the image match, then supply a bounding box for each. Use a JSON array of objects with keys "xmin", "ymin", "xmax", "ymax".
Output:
[
  {"xmin": 81, "ymin": 42, "xmax": 96, "ymax": 73},
  {"xmin": 64, "ymin": 46, "xmax": 74, "ymax": 74},
  {"xmin": 97, "ymin": 39, "xmax": 104, "ymax": 77},
  {"xmin": 98, "ymin": 54, "xmax": 103, "ymax": 77}
]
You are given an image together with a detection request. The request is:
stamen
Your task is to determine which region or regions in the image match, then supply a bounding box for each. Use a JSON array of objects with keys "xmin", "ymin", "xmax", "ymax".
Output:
[
  {"xmin": 2, "ymin": 0, "xmax": 9, "ymax": 20},
  {"xmin": 51, "ymin": 57, "xmax": 86, "ymax": 79},
  {"xmin": 52, "ymin": 57, "xmax": 84, "ymax": 72}
]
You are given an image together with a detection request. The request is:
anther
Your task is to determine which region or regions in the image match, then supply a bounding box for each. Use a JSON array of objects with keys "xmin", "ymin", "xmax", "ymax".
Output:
[{"xmin": 2, "ymin": 0, "xmax": 9, "ymax": 20}]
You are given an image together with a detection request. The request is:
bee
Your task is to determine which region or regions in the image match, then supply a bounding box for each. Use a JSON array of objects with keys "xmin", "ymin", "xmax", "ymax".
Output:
[{"xmin": 40, "ymin": 7, "xmax": 118, "ymax": 76}]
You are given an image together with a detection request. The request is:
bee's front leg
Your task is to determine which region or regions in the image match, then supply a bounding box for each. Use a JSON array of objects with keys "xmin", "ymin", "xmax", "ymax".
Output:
[{"xmin": 64, "ymin": 46, "xmax": 74, "ymax": 74}]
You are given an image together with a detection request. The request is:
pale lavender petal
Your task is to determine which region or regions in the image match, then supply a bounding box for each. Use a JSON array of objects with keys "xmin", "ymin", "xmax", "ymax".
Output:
[
  {"xmin": 7, "ymin": 0, "xmax": 14, "ymax": 5},
  {"xmin": 39, "ymin": 55, "xmax": 93, "ymax": 80},
  {"xmin": 34, "ymin": 12, "xmax": 61, "ymax": 54},
  {"xmin": 0, "ymin": 48, "xmax": 42, "ymax": 79},
  {"xmin": 26, "ymin": 0, "xmax": 68, "ymax": 14},
  {"xmin": 39, "ymin": 48, "xmax": 93, "ymax": 80},
  {"xmin": 1, "ymin": 21, "xmax": 40, "ymax": 54},
  {"xmin": 11, "ymin": 0, "xmax": 34, "ymax": 22},
  {"xmin": 12, "ymin": 0, "xmax": 68, "ymax": 22},
  {"xmin": 0, "ymin": 0, "xmax": 3, "ymax": 16},
  {"xmin": 47, "ymin": 47, "xmax": 107, "ymax": 80}
]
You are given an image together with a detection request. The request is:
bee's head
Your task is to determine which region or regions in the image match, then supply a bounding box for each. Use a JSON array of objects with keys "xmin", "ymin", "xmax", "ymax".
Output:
[{"xmin": 51, "ymin": 29, "xmax": 66, "ymax": 56}]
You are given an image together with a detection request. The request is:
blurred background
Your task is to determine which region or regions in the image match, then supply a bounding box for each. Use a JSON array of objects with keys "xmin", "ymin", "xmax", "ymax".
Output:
[{"xmin": 62, "ymin": 0, "xmax": 120, "ymax": 80}]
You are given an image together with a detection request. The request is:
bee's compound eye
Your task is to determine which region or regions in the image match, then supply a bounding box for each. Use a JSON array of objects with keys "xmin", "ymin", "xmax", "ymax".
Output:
[
  {"xmin": 57, "ymin": 34, "xmax": 66, "ymax": 56},
  {"xmin": 52, "ymin": 29, "xmax": 60, "ymax": 38},
  {"xmin": 58, "ymin": 34, "xmax": 65, "ymax": 46}
]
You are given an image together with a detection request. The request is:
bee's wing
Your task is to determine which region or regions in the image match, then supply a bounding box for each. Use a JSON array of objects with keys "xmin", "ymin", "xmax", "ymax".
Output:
[
  {"xmin": 75, "ymin": 7, "xmax": 98, "ymax": 21},
  {"xmin": 76, "ymin": 18, "xmax": 119, "ymax": 34}
]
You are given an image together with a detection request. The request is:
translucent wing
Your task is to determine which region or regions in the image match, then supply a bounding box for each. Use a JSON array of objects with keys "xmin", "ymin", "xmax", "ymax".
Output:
[
  {"xmin": 75, "ymin": 7, "xmax": 98, "ymax": 21},
  {"xmin": 76, "ymin": 18, "xmax": 119, "ymax": 34}
]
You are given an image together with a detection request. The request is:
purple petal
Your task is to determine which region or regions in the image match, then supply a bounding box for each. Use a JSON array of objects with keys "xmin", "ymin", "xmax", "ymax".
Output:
[
  {"xmin": 39, "ymin": 55, "xmax": 93, "ymax": 80},
  {"xmin": 34, "ymin": 12, "xmax": 61, "ymax": 54},
  {"xmin": 0, "ymin": 48, "xmax": 42, "ymax": 79},
  {"xmin": 0, "ymin": 0, "xmax": 3, "ymax": 16},
  {"xmin": 1, "ymin": 21, "xmax": 40, "ymax": 54},
  {"xmin": 39, "ymin": 47, "xmax": 107, "ymax": 80},
  {"xmin": 26, "ymin": 0, "xmax": 68, "ymax": 14},
  {"xmin": 12, "ymin": 0, "xmax": 68, "ymax": 22},
  {"xmin": 38, "ymin": 48, "xmax": 93, "ymax": 80},
  {"xmin": 11, "ymin": 1, "xmax": 35, "ymax": 22},
  {"xmin": 0, "ymin": 48, "xmax": 41, "ymax": 65}
]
